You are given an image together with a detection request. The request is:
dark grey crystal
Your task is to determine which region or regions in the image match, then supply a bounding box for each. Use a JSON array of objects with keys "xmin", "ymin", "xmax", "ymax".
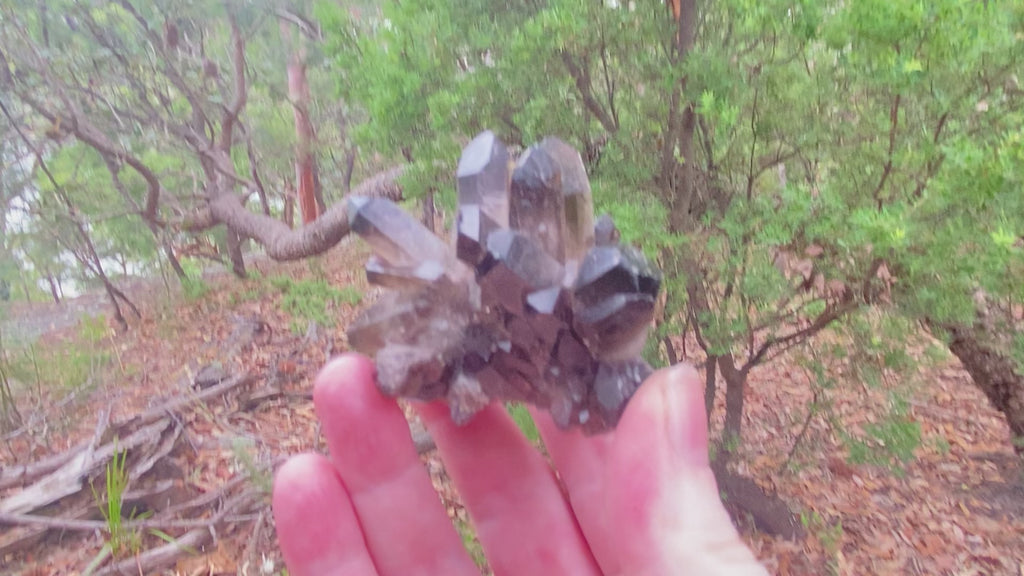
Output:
[
  {"xmin": 346, "ymin": 131, "xmax": 662, "ymax": 435},
  {"xmin": 574, "ymin": 245, "xmax": 662, "ymax": 307}
]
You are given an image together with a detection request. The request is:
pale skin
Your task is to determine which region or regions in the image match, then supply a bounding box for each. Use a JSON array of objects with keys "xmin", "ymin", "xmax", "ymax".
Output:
[{"xmin": 272, "ymin": 354, "xmax": 768, "ymax": 576}]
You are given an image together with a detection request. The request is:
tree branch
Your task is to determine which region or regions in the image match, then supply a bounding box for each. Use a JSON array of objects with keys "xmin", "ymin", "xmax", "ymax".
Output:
[
  {"xmin": 205, "ymin": 166, "xmax": 404, "ymax": 260},
  {"xmin": 559, "ymin": 50, "xmax": 619, "ymax": 134},
  {"xmin": 871, "ymin": 94, "xmax": 901, "ymax": 209}
]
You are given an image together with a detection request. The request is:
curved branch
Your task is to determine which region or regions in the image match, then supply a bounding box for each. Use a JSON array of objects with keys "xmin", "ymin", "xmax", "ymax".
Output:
[{"xmin": 206, "ymin": 166, "xmax": 405, "ymax": 261}]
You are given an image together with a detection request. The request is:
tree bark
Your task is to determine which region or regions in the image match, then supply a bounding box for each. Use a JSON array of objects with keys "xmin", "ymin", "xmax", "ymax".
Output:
[
  {"xmin": 661, "ymin": 0, "xmax": 698, "ymax": 233},
  {"xmin": 224, "ymin": 228, "xmax": 247, "ymax": 278},
  {"xmin": 281, "ymin": 20, "xmax": 318, "ymax": 225},
  {"xmin": 943, "ymin": 323, "xmax": 1024, "ymax": 454},
  {"xmin": 44, "ymin": 271, "xmax": 59, "ymax": 304},
  {"xmin": 161, "ymin": 242, "xmax": 186, "ymax": 279},
  {"xmin": 704, "ymin": 354, "xmax": 718, "ymax": 425},
  {"xmin": 422, "ymin": 188, "xmax": 437, "ymax": 233},
  {"xmin": 718, "ymin": 354, "xmax": 748, "ymax": 441},
  {"xmin": 101, "ymin": 278, "xmax": 128, "ymax": 331}
]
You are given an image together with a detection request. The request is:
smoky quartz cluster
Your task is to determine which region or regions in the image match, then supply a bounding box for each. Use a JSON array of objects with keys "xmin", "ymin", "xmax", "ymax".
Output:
[{"xmin": 346, "ymin": 131, "xmax": 661, "ymax": 434}]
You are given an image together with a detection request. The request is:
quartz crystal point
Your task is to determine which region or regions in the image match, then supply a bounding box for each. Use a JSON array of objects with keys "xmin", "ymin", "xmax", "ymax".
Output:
[
  {"xmin": 346, "ymin": 130, "xmax": 662, "ymax": 435},
  {"xmin": 540, "ymin": 137, "xmax": 595, "ymax": 265},
  {"xmin": 510, "ymin": 146, "xmax": 566, "ymax": 262}
]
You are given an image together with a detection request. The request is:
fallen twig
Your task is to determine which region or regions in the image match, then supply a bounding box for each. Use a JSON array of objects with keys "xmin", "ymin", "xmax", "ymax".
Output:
[
  {"xmin": 93, "ymin": 488, "xmax": 262, "ymax": 576},
  {"xmin": 0, "ymin": 416, "xmax": 165, "ymax": 515}
]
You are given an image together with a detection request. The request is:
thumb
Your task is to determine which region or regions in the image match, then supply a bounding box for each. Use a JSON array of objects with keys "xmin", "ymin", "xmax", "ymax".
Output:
[{"xmin": 607, "ymin": 363, "xmax": 769, "ymax": 576}]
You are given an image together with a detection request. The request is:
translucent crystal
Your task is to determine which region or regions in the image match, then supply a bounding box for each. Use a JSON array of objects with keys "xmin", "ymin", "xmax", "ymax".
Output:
[
  {"xmin": 456, "ymin": 204, "xmax": 502, "ymax": 266},
  {"xmin": 365, "ymin": 256, "xmax": 445, "ymax": 291},
  {"xmin": 540, "ymin": 137, "xmax": 595, "ymax": 263},
  {"xmin": 457, "ymin": 130, "xmax": 511, "ymax": 231},
  {"xmin": 510, "ymin": 146, "xmax": 565, "ymax": 262},
  {"xmin": 594, "ymin": 213, "xmax": 620, "ymax": 246},
  {"xmin": 348, "ymin": 196, "xmax": 449, "ymax": 267},
  {"xmin": 449, "ymin": 371, "xmax": 489, "ymax": 425}
]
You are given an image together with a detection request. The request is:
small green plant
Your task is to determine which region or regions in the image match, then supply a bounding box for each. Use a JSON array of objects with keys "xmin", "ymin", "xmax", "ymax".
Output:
[
  {"xmin": 506, "ymin": 402, "xmax": 540, "ymax": 446},
  {"xmin": 181, "ymin": 275, "xmax": 210, "ymax": 301},
  {"xmin": 6, "ymin": 318, "xmax": 111, "ymax": 394},
  {"xmin": 270, "ymin": 275, "xmax": 362, "ymax": 334},
  {"xmin": 844, "ymin": 394, "xmax": 921, "ymax": 475},
  {"xmin": 84, "ymin": 444, "xmax": 192, "ymax": 575},
  {"xmin": 801, "ymin": 510, "xmax": 844, "ymax": 574},
  {"xmin": 90, "ymin": 444, "xmax": 143, "ymax": 558},
  {"xmin": 455, "ymin": 516, "xmax": 488, "ymax": 570},
  {"xmin": 231, "ymin": 436, "xmax": 273, "ymax": 495}
]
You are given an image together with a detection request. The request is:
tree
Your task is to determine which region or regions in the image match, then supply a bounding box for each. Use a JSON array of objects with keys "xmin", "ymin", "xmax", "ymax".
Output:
[
  {"xmin": 0, "ymin": 0, "xmax": 399, "ymax": 287},
  {"xmin": 317, "ymin": 0, "xmax": 1024, "ymax": 459}
]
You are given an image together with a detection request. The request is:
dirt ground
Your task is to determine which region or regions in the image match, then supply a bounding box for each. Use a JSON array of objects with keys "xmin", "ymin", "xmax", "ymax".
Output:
[{"xmin": 2, "ymin": 238, "xmax": 1022, "ymax": 575}]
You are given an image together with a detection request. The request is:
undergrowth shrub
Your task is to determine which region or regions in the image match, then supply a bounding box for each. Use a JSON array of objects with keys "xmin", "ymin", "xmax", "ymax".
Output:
[
  {"xmin": 5, "ymin": 315, "xmax": 112, "ymax": 395},
  {"xmin": 269, "ymin": 275, "xmax": 362, "ymax": 334}
]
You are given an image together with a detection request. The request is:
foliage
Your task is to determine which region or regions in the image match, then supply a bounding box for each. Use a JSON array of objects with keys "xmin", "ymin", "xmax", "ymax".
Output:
[
  {"xmin": 844, "ymin": 394, "xmax": 922, "ymax": 475},
  {"xmin": 181, "ymin": 276, "xmax": 211, "ymax": 302},
  {"xmin": 231, "ymin": 436, "xmax": 273, "ymax": 496},
  {"xmin": 506, "ymin": 402, "xmax": 540, "ymax": 446},
  {"xmin": 269, "ymin": 275, "xmax": 362, "ymax": 334},
  {"xmin": 318, "ymin": 0, "xmax": 1024, "ymax": 453},
  {"xmin": 455, "ymin": 516, "xmax": 488, "ymax": 570},
  {"xmin": 89, "ymin": 444, "xmax": 143, "ymax": 558},
  {"xmin": 4, "ymin": 315, "xmax": 111, "ymax": 395}
]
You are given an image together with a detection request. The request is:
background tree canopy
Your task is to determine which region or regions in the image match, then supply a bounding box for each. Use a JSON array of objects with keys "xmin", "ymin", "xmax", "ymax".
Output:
[{"xmin": 1, "ymin": 0, "xmax": 1022, "ymax": 461}]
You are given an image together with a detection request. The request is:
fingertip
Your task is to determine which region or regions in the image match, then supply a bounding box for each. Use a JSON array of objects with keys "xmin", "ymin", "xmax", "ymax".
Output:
[
  {"xmin": 312, "ymin": 353, "xmax": 377, "ymax": 408},
  {"xmin": 272, "ymin": 454, "xmax": 377, "ymax": 576},
  {"xmin": 272, "ymin": 453, "xmax": 331, "ymax": 513},
  {"xmin": 619, "ymin": 362, "xmax": 709, "ymax": 468}
]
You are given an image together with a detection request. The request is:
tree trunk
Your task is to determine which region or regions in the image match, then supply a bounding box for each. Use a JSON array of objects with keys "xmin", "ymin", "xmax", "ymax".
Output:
[
  {"xmin": 224, "ymin": 228, "xmax": 247, "ymax": 278},
  {"xmin": 660, "ymin": 0, "xmax": 698, "ymax": 233},
  {"xmin": 162, "ymin": 242, "xmax": 186, "ymax": 279},
  {"xmin": 44, "ymin": 270, "xmax": 59, "ymax": 304},
  {"xmin": 704, "ymin": 354, "xmax": 718, "ymax": 425},
  {"xmin": 18, "ymin": 271, "xmax": 31, "ymax": 302},
  {"xmin": 943, "ymin": 323, "xmax": 1024, "ymax": 454},
  {"xmin": 719, "ymin": 355, "xmax": 748, "ymax": 442},
  {"xmin": 282, "ymin": 21, "xmax": 318, "ymax": 225},
  {"xmin": 283, "ymin": 194, "xmax": 295, "ymax": 229},
  {"xmin": 422, "ymin": 189, "xmax": 437, "ymax": 233},
  {"xmin": 100, "ymin": 277, "xmax": 127, "ymax": 331},
  {"xmin": 342, "ymin": 149, "xmax": 357, "ymax": 193},
  {"xmin": 313, "ymin": 161, "xmax": 327, "ymax": 214}
]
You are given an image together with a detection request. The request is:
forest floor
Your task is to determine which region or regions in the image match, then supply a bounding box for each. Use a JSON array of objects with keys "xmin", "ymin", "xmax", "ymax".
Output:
[{"xmin": 1, "ymin": 237, "xmax": 1022, "ymax": 575}]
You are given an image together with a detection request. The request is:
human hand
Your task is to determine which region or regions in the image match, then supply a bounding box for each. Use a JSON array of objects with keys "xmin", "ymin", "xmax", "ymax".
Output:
[{"xmin": 272, "ymin": 354, "xmax": 767, "ymax": 575}]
